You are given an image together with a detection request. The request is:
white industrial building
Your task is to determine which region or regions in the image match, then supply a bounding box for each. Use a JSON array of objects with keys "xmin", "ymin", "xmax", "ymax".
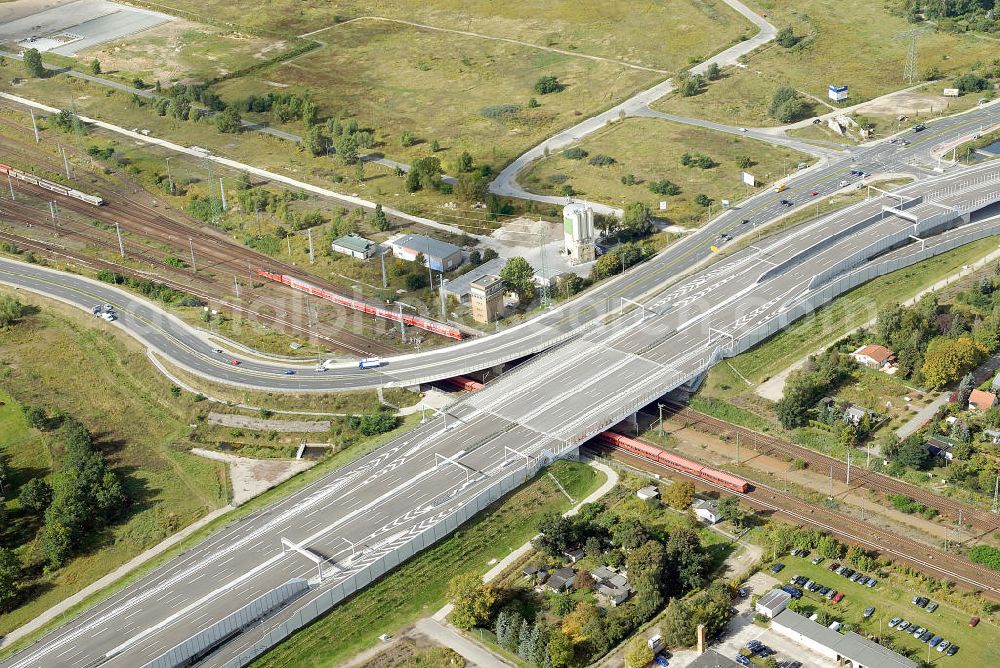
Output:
[
  {"xmin": 771, "ymin": 609, "xmax": 917, "ymax": 668},
  {"xmin": 563, "ymin": 202, "xmax": 596, "ymax": 265},
  {"xmin": 754, "ymin": 588, "xmax": 790, "ymax": 619}
]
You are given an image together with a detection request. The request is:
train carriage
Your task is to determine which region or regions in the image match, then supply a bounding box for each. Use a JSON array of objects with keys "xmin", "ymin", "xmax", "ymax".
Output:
[
  {"xmin": 595, "ymin": 430, "xmax": 752, "ymax": 494},
  {"xmin": 0, "ymin": 163, "xmax": 105, "ymax": 205}
]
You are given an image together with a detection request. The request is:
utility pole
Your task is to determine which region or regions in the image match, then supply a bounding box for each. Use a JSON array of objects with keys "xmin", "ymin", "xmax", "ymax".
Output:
[
  {"xmin": 7, "ymin": 174, "xmax": 14, "ymax": 200},
  {"xmin": 829, "ymin": 465, "xmax": 834, "ymax": 497},
  {"xmin": 307, "ymin": 228, "xmax": 315, "ymax": 264},
  {"xmin": 736, "ymin": 432, "xmax": 740, "ymax": 465},
  {"xmin": 115, "ymin": 222, "xmax": 125, "ymax": 258},
  {"xmin": 846, "ymin": 451, "xmax": 851, "ymax": 486},
  {"xmin": 380, "ymin": 250, "xmax": 388, "ymax": 289},
  {"xmin": 398, "ymin": 303, "xmax": 406, "ymax": 343},
  {"xmin": 189, "ymin": 237, "xmax": 197, "ymax": 272},
  {"xmin": 233, "ymin": 275, "xmax": 240, "ymax": 299},
  {"xmin": 165, "ymin": 156, "xmax": 174, "ymax": 194},
  {"xmin": 60, "ymin": 146, "xmax": 70, "ymax": 178},
  {"xmin": 49, "ymin": 201, "xmax": 58, "ymax": 227},
  {"xmin": 29, "ymin": 110, "xmax": 39, "ymax": 142},
  {"xmin": 658, "ymin": 403, "xmax": 664, "ymax": 437},
  {"xmin": 286, "ymin": 234, "xmax": 291, "ymax": 256},
  {"xmin": 993, "ymin": 475, "xmax": 999, "ymax": 514},
  {"xmin": 439, "ymin": 277, "xmax": 448, "ymax": 320},
  {"xmin": 219, "ymin": 177, "xmax": 228, "ymax": 211}
]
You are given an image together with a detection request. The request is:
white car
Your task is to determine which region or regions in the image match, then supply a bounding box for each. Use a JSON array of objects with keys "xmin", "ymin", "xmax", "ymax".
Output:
[{"xmin": 101, "ymin": 312, "xmax": 116, "ymax": 322}]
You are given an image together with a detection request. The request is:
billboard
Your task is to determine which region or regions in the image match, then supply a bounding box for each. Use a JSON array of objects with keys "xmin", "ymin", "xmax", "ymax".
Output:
[
  {"xmin": 828, "ymin": 84, "xmax": 849, "ymax": 102},
  {"xmin": 943, "ymin": 88, "xmax": 960, "ymax": 97},
  {"xmin": 741, "ymin": 171, "xmax": 756, "ymax": 187}
]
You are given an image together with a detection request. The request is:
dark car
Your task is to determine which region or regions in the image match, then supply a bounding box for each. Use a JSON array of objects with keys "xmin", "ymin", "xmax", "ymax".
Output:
[
  {"xmin": 779, "ymin": 199, "xmax": 791, "ymax": 206},
  {"xmin": 969, "ymin": 617, "xmax": 980, "ymax": 627},
  {"xmin": 819, "ymin": 587, "xmax": 831, "ymax": 595},
  {"xmin": 926, "ymin": 602, "xmax": 938, "ymax": 613},
  {"xmin": 284, "ymin": 369, "xmax": 296, "ymax": 375},
  {"xmin": 863, "ymin": 606, "xmax": 875, "ymax": 619},
  {"xmin": 946, "ymin": 645, "xmax": 959, "ymax": 656},
  {"xmin": 919, "ymin": 631, "xmax": 933, "ymax": 643},
  {"xmin": 914, "ymin": 123, "xmax": 927, "ymax": 132},
  {"xmin": 771, "ymin": 563, "xmax": 785, "ymax": 573},
  {"xmin": 735, "ymin": 655, "xmax": 751, "ymax": 667},
  {"xmin": 741, "ymin": 218, "xmax": 750, "ymax": 224},
  {"xmin": 829, "ymin": 562, "xmax": 840, "ymax": 571}
]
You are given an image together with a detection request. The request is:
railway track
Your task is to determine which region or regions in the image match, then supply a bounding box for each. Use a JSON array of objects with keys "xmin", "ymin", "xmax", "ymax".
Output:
[
  {"xmin": 0, "ymin": 230, "xmax": 393, "ymax": 357},
  {"xmin": 0, "ymin": 129, "xmax": 414, "ymax": 354},
  {"xmin": 0, "ymin": 177, "xmax": 397, "ymax": 356},
  {"xmin": 596, "ymin": 445, "xmax": 1000, "ymax": 600},
  {"xmin": 662, "ymin": 401, "xmax": 1000, "ymax": 533}
]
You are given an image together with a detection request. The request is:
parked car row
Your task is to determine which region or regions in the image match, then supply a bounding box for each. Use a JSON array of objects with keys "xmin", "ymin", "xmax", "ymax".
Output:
[
  {"xmin": 828, "ymin": 561, "xmax": 877, "ymax": 588},
  {"xmin": 888, "ymin": 616, "xmax": 958, "ymax": 656},
  {"xmin": 787, "ymin": 575, "xmax": 843, "ymax": 602},
  {"xmin": 912, "ymin": 596, "xmax": 938, "ymax": 613}
]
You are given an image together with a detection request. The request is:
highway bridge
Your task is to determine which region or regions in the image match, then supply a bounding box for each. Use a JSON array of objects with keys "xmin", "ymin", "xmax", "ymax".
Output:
[{"xmin": 1, "ymin": 120, "xmax": 999, "ymax": 666}]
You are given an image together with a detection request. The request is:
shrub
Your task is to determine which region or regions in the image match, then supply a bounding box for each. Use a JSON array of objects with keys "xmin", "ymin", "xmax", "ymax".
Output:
[
  {"xmin": 479, "ymin": 104, "xmax": 522, "ymax": 119},
  {"xmin": 649, "ymin": 179, "xmax": 680, "ymax": 196},
  {"xmin": 563, "ymin": 147, "xmax": 588, "ymax": 160},
  {"xmin": 534, "ymin": 75, "xmax": 562, "ymax": 94},
  {"xmin": 587, "ymin": 154, "xmax": 615, "ymax": 167}
]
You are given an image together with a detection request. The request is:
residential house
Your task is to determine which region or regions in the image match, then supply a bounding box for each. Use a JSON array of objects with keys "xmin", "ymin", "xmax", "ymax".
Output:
[
  {"xmin": 850, "ymin": 344, "xmax": 895, "ymax": 370},
  {"xmin": 969, "ymin": 389, "xmax": 998, "ymax": 412},
  {"xmin": 545, "ymin": 567, "xmax": 576, "ymax": 592},
  {"xmin": 693, "ymin": 498, "xmax": 721, "ymax": 524},
  {"xmin": 984, "ymin": 429, "xmax": 1000, "ymax": 444},
  {"xmin": 843, "ymin": 406, "xmax": 867, "ymax": 426},
  {"xmin": 925, "ymin": 437, "xmax": 954, "ymax": 461},
  {"xmin": 562, "ymin": 548, "xmax": 585, "ymax": 564},
  {"xmin": 590, "ymin": 566, "xmax": 634, "ymax": 607}
]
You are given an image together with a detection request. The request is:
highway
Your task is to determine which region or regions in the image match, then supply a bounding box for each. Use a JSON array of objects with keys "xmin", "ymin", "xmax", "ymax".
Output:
[
  {"xmin": 1, "ymin": 104, "xmax": 996, "ymax": 398},
  {"xmin": 3, "ymin": 151, "xmax": 999, "ymax": 667}
]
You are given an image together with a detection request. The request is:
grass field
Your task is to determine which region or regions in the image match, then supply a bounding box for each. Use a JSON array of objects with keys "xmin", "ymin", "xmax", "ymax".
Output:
[
  {"xmin": 519, "ymin": 117, "xmax": 811, "ymax": 225},
  {"xmin": 769, "ymin": 554, "xmax": 997, "ymax": 666},
  {"xmin": 654, "ymin": 0, "xmax": 998, "ymax": 126},
  {"xmin": 214, "ymin": 20, "xmax": 659, "ymax": 173},
  {"xmin": 76, "ymin": 19, "xmax": 289, "ymax": 83},
  {"xmin": 127, "ymin": 0, "xmax": 751, "ymax": 71},
  {"xmin": 0, "ymin": 291, "xmax": 229, "ymax": 636},
  {"xmin": 249, "ymin": 459, "xmax": 604, "ymax": 668},
  {"xmin": 700, "ymin": 236, "xmax": 1000, "ymax": 390}
]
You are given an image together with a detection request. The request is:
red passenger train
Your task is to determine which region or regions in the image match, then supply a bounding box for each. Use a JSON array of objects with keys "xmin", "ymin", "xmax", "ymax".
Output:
[
  {"xmin": 595, "ymin": 431, "xmax": 752, "ymax": 493},
  {"xmin": 255, "ymin": 269, "xmax": 464, "ymax": 340}
]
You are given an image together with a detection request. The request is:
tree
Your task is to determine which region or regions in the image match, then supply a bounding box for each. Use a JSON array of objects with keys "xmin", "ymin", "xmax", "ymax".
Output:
[
  {"xmin": 18, "ymin": 478, "xmax": 52, "ymax": 514},
  {"xmin": 659, "ymin": 598, "xmax": 695, "ymax": 647},
  {"xmin": 621, "ymin": 202, "xmax": 653, "ymax": 239},
  {"xmin": 21, "ymin": 405, "xmax": 47, "ymax": 430},
  {"xmin": 400, "ymin": 129, "xmax": 416, "ymax": 147},
  {"xmin": 447, "ymin": 572, "xmax": 498, "ymax": 629},
  {"xmin": 706, "ymin": 62, "xmax": 721, "ymax": 80},
  {"xmin": 305, "ymin": 126, "xmax": 328, "ymax": 156},
  {"xmin": 214, "ymin": 107, "xmax": 242, "ymax": 134},
  {"xmin": 736, "ymin": 155, "xmax": 754, "ymax": 170},
  {"xmin": 431, "ymin": 139, "xmax": 441, "ymax": 152},
  {"xmin": 663, "ymin": 480, "xmax": 694, "ymax": 509},
  {"xmin": 455, "ymin": 173, "xmax": 488, "ymax": 202},
  {"xmin": 546, "ymin": 630, "xmax": 574, "ymax": 668},
  {"xmin": 895, "ymin": 435, "xmax": 930, "ymax": 470},
  {"xmin": 22, "ymin": 48, "xmax": 44, "ymax": 78},
  {"xmin": 534, "ymin": 75, "xmax": 561, "ymax": 94},
  {"xmin": 0, "ymin": 548, "xmax": 20, "ymax": 610},
  {"xmin": 776, "ymin": 26, "xmax": 800, "ymax": 48},
  {"xmin": 958, "ymin": 372, "xmax": 976, "ymax": 407},
  {"xmin": 500, "ymin": 257, "xmax": 536, "ymax": 303},
  {"xmin": 458, "ymin": 151, "xmax": 474, "ymax": 172},
  {"xmin": 335, "ymin": 132, "xmax": 359, "ymax": 165},
  {"xmin": 561, "ymin": 600, "xmax": 599, "ymax": 643},
  {"xmin": 664, "ymin": 528, "xmax": 707, "ymax": 594},
  {"xmin": 88, "ymin": 59, "xmax": 101, "ymax": 75},
  {"xmin": 625, "ymin": 636, "xmax": 654, "ymax": 668},
  {"xmin": 681, "ymin": 75, "xmax": 703, "ymax": 96},
  {"xmin": 373, "ymin": 203, "xmax": 389, "ymax": 231},
  {"xmin": 922, "ymin": 336, "xmax": 983, "ymax": 388},
  {"xmin": 627, "ymin": 539, "xmax": 667, "ymax": 593},
  {"xmin": 0, "ymin": 295, "xmax": 26, "ymax": 327}
]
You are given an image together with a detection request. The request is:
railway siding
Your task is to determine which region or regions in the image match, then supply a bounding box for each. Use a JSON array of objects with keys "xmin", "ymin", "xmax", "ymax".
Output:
[{"xmin": 664, "ymin": 402, "xmax": 1000, "ymax": 533}]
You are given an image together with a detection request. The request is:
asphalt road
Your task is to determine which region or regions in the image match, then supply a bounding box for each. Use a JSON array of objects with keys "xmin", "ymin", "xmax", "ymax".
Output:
[{"xmin": 3, "ymin": 154, "xmax": 999, "ymax": 668}]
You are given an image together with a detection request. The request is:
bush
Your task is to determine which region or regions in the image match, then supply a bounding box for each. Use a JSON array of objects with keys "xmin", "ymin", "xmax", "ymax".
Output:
[
  {"xmin": 479, "ymin": 104, "xmax": 521, "ymax": 119},
  {"xmin": 680, "ymin": 152, "xmax": 717, "ymax": 169},
  {"xmin": 953, "ymin": 73, "xmax": 989, "ymax": 93},
  {"xmin": 649, "ymin": 179, "xmax": 680, "ymax": 196},
  {"xmin": 776, "ymin": 26, "xmax": 800, "ymax": 48},
  {"xmin": 563, "ymin": 147, "xmax": 588, "ymax": 160},
  {"xmin": 587, "ymin": 154, "xmax": 616, "ymax": 167},
  {"xmin": 969, "ymin": 545, "xmax": 1000, "ymax": 571},
  {"xmin": 534, "ymin": 75, "xmax": 562, "ymax": 94}
]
